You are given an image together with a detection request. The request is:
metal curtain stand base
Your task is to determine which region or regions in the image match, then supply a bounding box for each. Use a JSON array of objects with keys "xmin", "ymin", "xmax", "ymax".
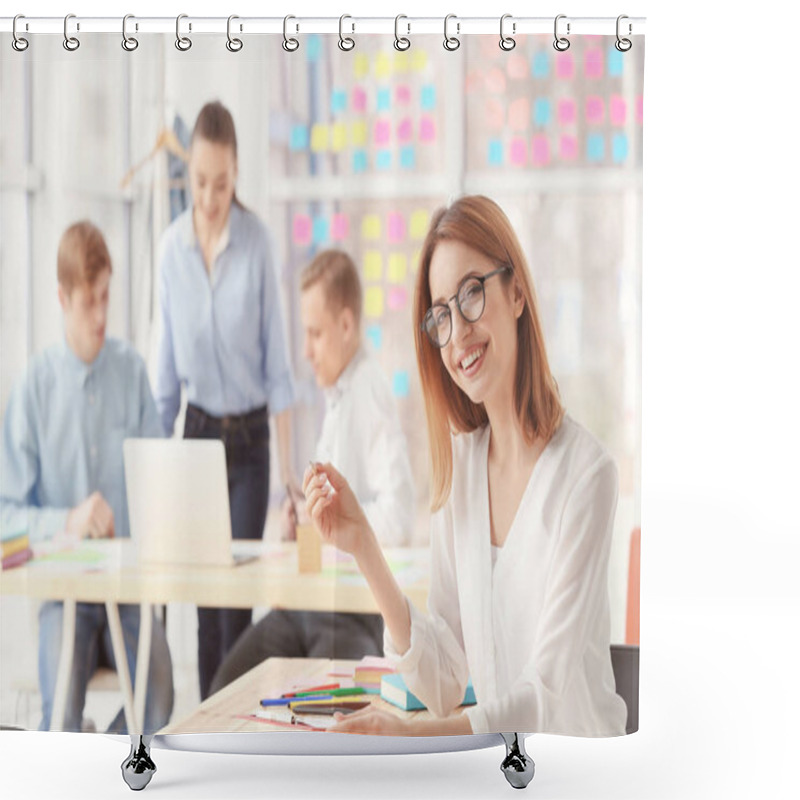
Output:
[
  {"xmin": 121, "ymin": 735, "xmax": 156, "ymax": 791},
  {"xmin": 500, "ymin": 732, "xmax": 535, "ymax": 789}
]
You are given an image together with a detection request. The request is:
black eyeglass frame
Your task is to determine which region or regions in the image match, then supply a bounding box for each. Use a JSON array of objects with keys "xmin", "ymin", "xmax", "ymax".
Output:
[{"xmin": 421, "ymin": 264, "xmax": 512, "ymax": 348}]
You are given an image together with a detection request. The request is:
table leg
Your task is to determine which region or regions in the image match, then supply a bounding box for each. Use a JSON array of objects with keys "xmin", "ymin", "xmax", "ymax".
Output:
[
  {"xmin": 50, "ymin": 598, "xmax": 77, "ymax": 731},
  {"xmin": 105, "ymin": 601, "xmax": 138, "ymax": 733},
  {"xmin": 133, "ymin": 602, "xmax": 152, "ymax": 730}
]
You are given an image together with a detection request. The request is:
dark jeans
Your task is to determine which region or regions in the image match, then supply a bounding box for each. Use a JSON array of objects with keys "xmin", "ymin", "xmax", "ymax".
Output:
[{"xmin": 184, "ymin": 402, "xmax": 270, "ymax": 701}]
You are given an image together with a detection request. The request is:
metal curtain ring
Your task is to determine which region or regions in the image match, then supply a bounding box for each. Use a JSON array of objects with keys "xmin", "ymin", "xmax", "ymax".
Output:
[
  {"xmin": 63, "ymin": 13, "xmax": 80, "ymax": 51},
  {"xmin": 443, "ymin": 14, "xmax": 460, "ymax": 51},
  {"xmin": 615, "ymin": 14, "xmax": 632, "ymax": 52},
  {"xmin": 394, "ymin": 15, "xmax": 410, "ymax": 51},
  {"xmin": 227, "ymin": 15, "xmax": 243, "ymax": 52},
  {"xmin": 122, "ymin": 14, "xmax": 139, "ymax": 51},
  {"xmin": 12, "ymin": 14, "xmax": 29, "ymax": 52},
  {"xmin": 553, "ymin": 14, "xmax": 570, "ymax": 51},
  {"xmin": 283, "ymin": 15, "xmax": 299, "ymax": 52},
  {"xmin": 175, "ymin": 14, "xmax": 192, "ymax": 51},
  {"xmin": 499, "ymin": 14, "xmax": 516, "ymax": 51},
  {"xmin": 338, "ymin": 14, "xmax": 355, "ymax": 51}
]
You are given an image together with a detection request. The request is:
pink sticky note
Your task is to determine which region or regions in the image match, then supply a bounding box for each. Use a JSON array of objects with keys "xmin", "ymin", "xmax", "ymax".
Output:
[
  {"xmin": 420, "ymin": 115, "xmax": 436, "ymax": 143},
  {"xmin": 486, "ymin": 97, "xmax": 505, "ymax": 130},
  {"xmin": 510, "ymin": 137, "xmax": 527, "ymax": 166},
  {"xmin": 508, "ymin": 98, "xmax": 530, "ymax": 132},
  {"xmin": 556, "ymin": 52, "xmax": 574, "ymax": 79},
  {"xmin": 292, "ymin": 214, "xmax": 311, "ymax": 246},
  {"xmin": 636, "ymin": 94, "xmax": 644, "ymax": 124},
  {"xmin": 374, "ymin": 119, "xmax": 391, "ymax": 146},
  {"xmin": 396, "ymin": 85, "xmax": 411, "ymax": 104},
  {"xmin": 507, "ymin": 54, "xmax": 528, "ymax": 80},
  {"xmin": 559, "ymin": 135, "xmax": 578, "ymax": 161},
  {"xmin": 331, "ymin": 213, "xmax": 349, "ymax": 241},
  {"xmin": 352, "ymin": 86, "xmax": 367, "ymax": 113},
  {"xmin": 585, "ymin": 48, "xmax": 603, "ymax": 79},
  {"xmin": 485, "ymin": 67, "xmax": 507, "ymax": 94},
  {"xmin": 531, "ymin": 135, "xmax": 550, "ymax": 166},
  {"xmin": 397, "ymin": 117, "xmax": 413, "ymax": 144},
  {"xmin": 586, "ymin": 96, "xmax": 604, "ymax": 125},
  {"xmin": 387, "ymin": 213, "xmax": 406, "ymax": 244},
  {"xmin": 558, "ymin": 98, "xmax": 576, "ymax": 125},
  {"xmin": 388, "ymin": 287, "xmax": 408, "ymax": 311},
  {"xmin": 610, "ymin": 95, "xmax": 627, "ymax": 126}
]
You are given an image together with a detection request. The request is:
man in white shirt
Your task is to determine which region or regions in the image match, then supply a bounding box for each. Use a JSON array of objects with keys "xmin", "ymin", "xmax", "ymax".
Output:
[{"xmin": 209, "ymin": 249, "xmax": 414, "ymax": 694}]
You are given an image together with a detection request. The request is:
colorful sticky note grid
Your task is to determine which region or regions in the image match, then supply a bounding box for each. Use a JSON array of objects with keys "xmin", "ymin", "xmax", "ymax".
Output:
[
  {"xmin": 306, "ymin": 34, "xmax": 322, "ymax": 62},
  {"xmin": 363, "ymin": 251, "xmax": 383, "ymax": 281},
  {"xmin": 510, "ymin": 137, "xmax": 527, "ymax": 166},
  {"xmin": 607, "ymin": 46, "xmax": 624, "ymax": 77},
  {"xmin": 354, "ymin": 53, "xmax": 369, "ymax": 79},
  {"xmin": 392, "ymin": 371, "xmax": 410, "ymax": 398},
  {"xmin": 375, "ymin": 52, "xmax": 391, "ymax": 79},
  {"xmin": 377, "ymin": 88, "xmax": 391, "ymax": 112},
  {"xmin": 409, "ymin": 210, "xmax": 429, "ymax": 240},
  {"xmin": 310, "ymin": 124, "xmax": 329, "ymax": 152},
  {"xmin": 508, "ymin": 98, "xmax": 530, "ymax": 132},
  {"xmin": 361, "ymin": 214, "xmax": 381, "ymax": 240},
  {"xmin": 352, "ymin": 86, "xmax": 367, "ymax": 113},
  {"xmin": 353, "ymin": 149, "xmax": 368, "ymax": 173},
  {"xmin": 388, "ymin": 253, "xmax": 408, "ymax": 284},
  {"xmin": 387, "ymin": 213, "xmax": 406, "ymax": 244},
  {"xmin": 331, "ymin": 213, "xmax": 349, "ymax": 241},
  {"xmin": 331, "ymin": 123, "xmax": 348, "ymax": 152},
  {"xmin": 587, "ymin": 134, "xmax": 605, "ymax": 162},
  {"xmin": 531, "ymin": 135, "xmax": 550, "ymax": 167},
  {"xmin": 366, "ymin": 324, "xmax": 383, "ymax": 351},
  {"xmin": 610, "ymin": 95, "xmax": 627, "ymax": 126},
  {"xmin": 559, "ymin": 135, "xmax": 578, "ymax": 161},
  {"xmin": 396, "ymin": 85, "xmax": 411, "ymax": 104},
  {"xmin": 290, "ymin": 125, "xmax": 309, "ymax": 151},
  {"xmin": 586, "ymin": 96, "xmax": 604, "ymax": 125},
  {"xmin": 507, "ymin": 54, "xmax": 528, "ymax": 80},
  {"xmin": 397, "ymin": 117, "xmax": 413, "ymax": 144},
  {"xmin": 556, "ymin": 52, "xmax": 574, "ymax": 79},
  {"xmin": 350, "ymin": 121, "xmax": 367, "ymax": 147},
  {"xmin": 488, "ymin": 139, "xmax": 504, "ymax": 166},
  {"xmin": 376, "ymin": 150, "xmax": 392, "ymax": 170},
  {"xmin": 612, "ymin": 133, "xmax": 629, "ymax": 163},
  {"xmin": 420, "ymin": 115, "xmax": 436, "ymax": 143},
  {"xmin": 312, "ymin": 216, "xmax": 329, "ymax": 245},
  {"xmin": 388, "ymin": 286, "xmax": 408, "ymax": 311},
  {"xmin": 374, "ymin": 119, "xmax": 391, "ymax": 146},
  {"xmin": 421, "ymin": 85, "xmax": 436, "ymax": 111},
  {"xmin": 532, "ymin": 51, "xmax": 549, "ymax": 78},
  {"xmin": 534, "ymin": 98, "xmax": 551, "ymax": 127},
  {"xmin": 585, "ymin": 48, "xmax": 603, "ymax": 79},
  {"xmin": 400, "ymin": 146, "xmax": 416, "ymax": 169},
  {"xmin": 558, "ymin": 98, "xmax": 576, "ymax": 125},
  {"xmin": 293, "ymin": 214, "xmax": 311, "ymax": 246},
  {"xmin": 331, "ymin": 89, "xmax": 347, "ymax": 114},
  {"xmin": 365, "ymin": 287, "xmax": 384, "ymax": 318}
]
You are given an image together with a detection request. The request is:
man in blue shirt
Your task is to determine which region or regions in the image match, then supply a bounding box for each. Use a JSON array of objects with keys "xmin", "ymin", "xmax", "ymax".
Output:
[{"xmin": 0, "ymin": 221, "xmax": 174, "ymax": 732}]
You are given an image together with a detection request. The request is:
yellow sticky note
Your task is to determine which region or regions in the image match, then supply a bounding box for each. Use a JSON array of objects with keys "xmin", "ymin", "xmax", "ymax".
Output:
[
  {"xmin": 363, "ymin": 251, "xmax": 383, "ymax": 281},
  {"xmin": 394, "ymin": 51, "xmax": 410, "ymax": 74},
  {"xmin": 354, "ymin": 53, "xmax": 369, "ymax": 79},
  {"xmin": 365, "ymin": 287, "xmax": 384, "ymax": 318},
  {"xmin": 331, "ymin": 123, "xmax": 348, "ymax": 152},
  {"xmin": 410, "ymin": 210, "xmax": 430, "ymax": 240},
  {"xmin": 350, "ymin": 120, "xmax": 367, "ymax": 147},
  {"xmin": 375, "ymin": 52, "xmax": 391, "ymax": 79},
  {"xmin": 361, "ymin": 214, "xmax": 381, "ymax": 240},
  {"xmin": 388, "ymin": 254, "xmax": 408, "ymax": 284},
  {"xmin": 310, "ymin": 123, "xmax": 329, "ymax": 153},
  {"xmin": 412, "ymin": 248, "xmax": 422, "ymax": 273},
  {"xmin": 412, "ymin": 50, "xmax": 428, "ymax": 72}
]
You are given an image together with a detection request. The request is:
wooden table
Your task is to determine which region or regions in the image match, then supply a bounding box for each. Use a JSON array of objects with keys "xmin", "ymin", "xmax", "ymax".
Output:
[{"xmin": 0, "ymin": 539, "xmax": 429, "ymax": 734}]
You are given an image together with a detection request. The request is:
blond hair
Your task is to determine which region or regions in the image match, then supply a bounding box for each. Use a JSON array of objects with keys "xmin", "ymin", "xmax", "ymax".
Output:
[
  {"xmin": 301, "ymin": 249, "xmax": 363, "ymax": 325},
  {"xmin": 57, "ymin": 221, "xmax": 112, "ymax": 293}
]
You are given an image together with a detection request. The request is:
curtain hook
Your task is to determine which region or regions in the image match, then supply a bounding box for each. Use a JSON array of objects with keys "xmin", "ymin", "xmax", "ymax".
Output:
[
  {"xmin": 63, "ymin": 13, "xmax": 80, "ymax": 52},
  {"xmin": 226, "ymin": 15, "xmax": 243, "ymax": 52},
  {"xmin": 122, "ymin": 14, "xmax": 139, "ymax": 52},
  {"xmin": 175, "ymin": 14, "xmax": 192, "ymax": 51},
  {"xmin": 283, "ymin": 15, "xmax": 299, "ymax": 52},
  {"xmin": 553, "ymin": 14, "xmax": 570, "ymax": 52},
  {"xmin": 443, "ymin": 14, "xmax": 460, "ymax": 51},
  {"xmin": 338, "ymin": 14, "xmax": 355, "ymax": 51},
  {"xmin": 615, "ymin": 15, "xmax": 632, "ymax": 52},
  {"xmin": 394, "ymin": 15, "xmax": 410, "ymax": 51},
  {"xmin": 499, "ymin": 14, "xmax": 516, "ymax": 51},
  {"xmin": 12, "ymin": 14, "xmax": 29, "ymax": 52}
]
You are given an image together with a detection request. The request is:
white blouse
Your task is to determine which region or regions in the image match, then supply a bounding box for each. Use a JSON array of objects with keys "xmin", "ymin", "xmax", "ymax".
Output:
[{"xmin": 385, "ymin": 415, "xmax": 628, "ymax": 736}]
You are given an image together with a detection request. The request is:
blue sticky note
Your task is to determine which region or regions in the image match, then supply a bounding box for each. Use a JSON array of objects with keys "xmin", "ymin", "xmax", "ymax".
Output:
[
  {"xmin": 331, "ymin": 89, "xmax": 347, "ymax": 113},
  {"xmin": 612, "ymin": 133, "xmax": 628, "ymax": 163},
  {"xmin": 377, "ymin": 88, "xmax": 391, "ymax": 112},
  {"xmin": 488, "ymin": 139, "xmax": 504, "ymax": 166},
  {"xmin": 376, "ymin": 150, "xmax": 392, "ymax": 170},
  {"xmin": 399, "ymin": 146, "xmax": 416, "ymax": 169},
  {"xmin": 421, "ymin": 85, "xmax": 436, "ymax": 111},
  {"xmin": 312, "ymin": 216, "xmax": 330, "ymax": 244},
  {"xmin": 532, "ymin": 51, "xmax": 549, "ymax": 78},
  {"xmin": 534, "ymin": 98, "xmax": 551, "ymax": 126},
  {"xmin": 306, "ymin": 34, "xmax": 322, "ymax": 62},
  {"xmin": 607, "ymin": 46, "xmax": 624, "ymax": 77},
  {"xmin": 366, "ymin": 325, "xmax": 383, "ymax": 351},
  {"xmin": 392, "ymin": 370, "xmax": 410, "ymax": 398},
  {"xmin": 290, "ymin": 125, "xmax": 309, "ymax": 151},
  {"xmin": 587, "ymin": 134, "xmax": 605, "ymax": 162},
  {"xmin": 353, "ymin": 149, "xmax": 368, "ymax": 173}
]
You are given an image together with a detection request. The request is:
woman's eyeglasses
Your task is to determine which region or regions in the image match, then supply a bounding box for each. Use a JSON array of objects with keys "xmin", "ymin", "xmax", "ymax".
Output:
[{"xmin": 421, "ymin": 265, "xmax": 511, "ymax": 348}]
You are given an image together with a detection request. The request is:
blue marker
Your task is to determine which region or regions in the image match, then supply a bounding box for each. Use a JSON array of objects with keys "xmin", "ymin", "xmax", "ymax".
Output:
[{"xmin": 260, "ymin": 694, "xmax": 332, "ymax": 707}]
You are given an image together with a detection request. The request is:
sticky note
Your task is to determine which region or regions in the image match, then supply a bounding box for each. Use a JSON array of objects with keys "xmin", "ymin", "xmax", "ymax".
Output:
[
  {"xmin": 392, "ymin": 370, "xmax": 410, "ymax": 398},
  {"xmin": 290, "ymin": 124, "xmax": 309, "ymax": 151},
  {"xmin": 310, "ymin": 124, "xmax": 329, "ymax": 152},
  {"xmin": 585, "ymin": 48, "xmax": 603, "ymax": 79},
  {"xmin": 396, "ymin": 85, "xmax": 411, "ymax": 105},
  {"xmin": 331, "ymin": 213, "xmax": 349, "ymax": 241},
  {"xmin": 421, "ymin": 85, "xmax": 436, "ymax": 111},
  {"xmin": 533, "ymin": 98, "xmax": 551, "ymax": 127},
  {"xmin": 387, "ymin": 213, "xmax": 406, "ymax": 244},
  {"xmin": 331, "ymin": 123, "xmax": 348, "ymax": 152},
  {"xmin": 375, "ymin": 52, "xmax": 391, "ymax": 79},
  {"xmin": 486, "ymin": 97, "xmax": 505, "ymax": 130},
  {"xmin": 532, "ymin": 51, "xmax": 549, "ymax": 78},
  {"xmin": 306, "ymin": 34, "xmax": 322, "ymax": 63},
  {"xmin": 366, "ymin": 324, "xmax": 383, "ymax": 351},
  {"xmin": 508, "ymin": 98, "xmax": 530, "ymax": 132},
  {"xmin": 331, "ymin": 89, "xmax": 347, "ymax": 113},
  {"xmin": 412, "ymin": 50, "xmax": 428, "ymax": 72},
  {"xmin": 354, "ymin": 53, "xmax": 369, "ymax": 79},
  {"xmin": 377, "ymin": 88, "xmax": 391, "ymax": 112},
  {"xmin": 388, "ymin": 253, "xmax": 408, "ymax": 283},
  {"xmin": 397, "ymin": 117, "xmax": 413, "ymax": 144},
  {"xmin": 399, "ymin": 146, "xmax": 416, "ymax": 169},
  {"xmin": 363, "ymin": 251, "xmax": 383, "ymax": 281},
  {"xmin": 636, "ymin": 95, "xmax": 644, "ymax": 124},
  {"xmin": 361, "ymin": 214, "xmax": 381, "ymax": 240},
  {"xmin": 412, "ymin": 248, "xmax": 421, "ymax": 272},
  {"xmin": 607, "ymin": 46, "xmax": 624, "ymax": 77},
  {"xmin": 394, "ymin": 51, "xmax": 410, "ymax": 73},
  {"xmin": 388, "ymin": 286, "xmax": 408, "ymax": 311},
  {"xmin": 292, "ymin": 214, "xmax": 311, "ymax": 246},
  {"xmin": 350, "ymin": 120, "xmax": 367, "ymax": 147},
  {"xmin": 558, "ymin": 98, "xmax": 576, "ymax": 125},
  {"xmin": 410, "ymin": 210, "xmax": 429, "ymax": 239},
  {"xmin": 486, "ymin": 67, "xmax": 507, "ymax": 94},
  {"xmin": 488, "ymin": 139, "xmax": 504, "ymax": 166},
  {"xmin": 312, "ymin": 216, "xmax": 329, "ymax": 245},
  {"xmin": 376, "ymin": 150, "xmax": 392, "ymax": 170},
  {"xmin": 352, "ymin": 149, "xmax": 368, "ymax": 173},
  {"xmin": 610, "ymin": 95, "xmax": 626, "ymax": 126},
  {"xmin": 510, "ymin": 137, "xmax": 527, "ymax": 166},
  {"xmin": 365, "ymin": 287, "xmax": 384, "ymax": 318},
  {"xmin": 612, "ymin": 133, "xmax": 629, "ymax": 163},
  {"xmin": 352, "ymin": 86, "xmax": 367, "ymax": 113},
  {"xmin": 531, "ymin": 135, "xmax": 550, "ymax": 167},
  {"xmin": 559, "ymin": 135, "xmax": 578, "ymax": 161},
  {"xmin": 587, "ymin": 134, "xmax": 605, "ymax": 162},
  {"xmin": 586, "ymin": 97, "xmax": 604, "ymax": 125},
  {"xmin": 556, "ymin": 52, "xmax": 574, "ymax": 79},
  {"xmin": 374, "ymin": 119, "xmax": 391, "ymax": 146},
  {"xmin": 420, "ymin": 115, "xmax": 436, "ymax": 143},
  {"xmin": 507, "ymin": 54, "xmax": 528, "ymax": 80}
]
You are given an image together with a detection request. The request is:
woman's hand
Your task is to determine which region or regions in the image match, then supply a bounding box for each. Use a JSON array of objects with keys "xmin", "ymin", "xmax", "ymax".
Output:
[
  {"xmin": 329, "ymin": 706, "xmax": 413, "ymax": 736},
  {"xmin": 302, "ymin": 462, "xmax": 372, "ymax": 557}
]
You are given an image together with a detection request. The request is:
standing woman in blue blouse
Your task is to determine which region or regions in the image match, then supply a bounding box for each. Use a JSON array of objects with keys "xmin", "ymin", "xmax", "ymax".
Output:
[{"xmin": 155, "ymin": 101, "xmax": 297, "ymax": 700}]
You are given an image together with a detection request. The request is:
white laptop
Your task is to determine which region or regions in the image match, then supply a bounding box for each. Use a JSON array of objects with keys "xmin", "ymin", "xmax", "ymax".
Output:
[{"xmin": 123, "ymin": 438, "xmax": 253, "ymax": 568}]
